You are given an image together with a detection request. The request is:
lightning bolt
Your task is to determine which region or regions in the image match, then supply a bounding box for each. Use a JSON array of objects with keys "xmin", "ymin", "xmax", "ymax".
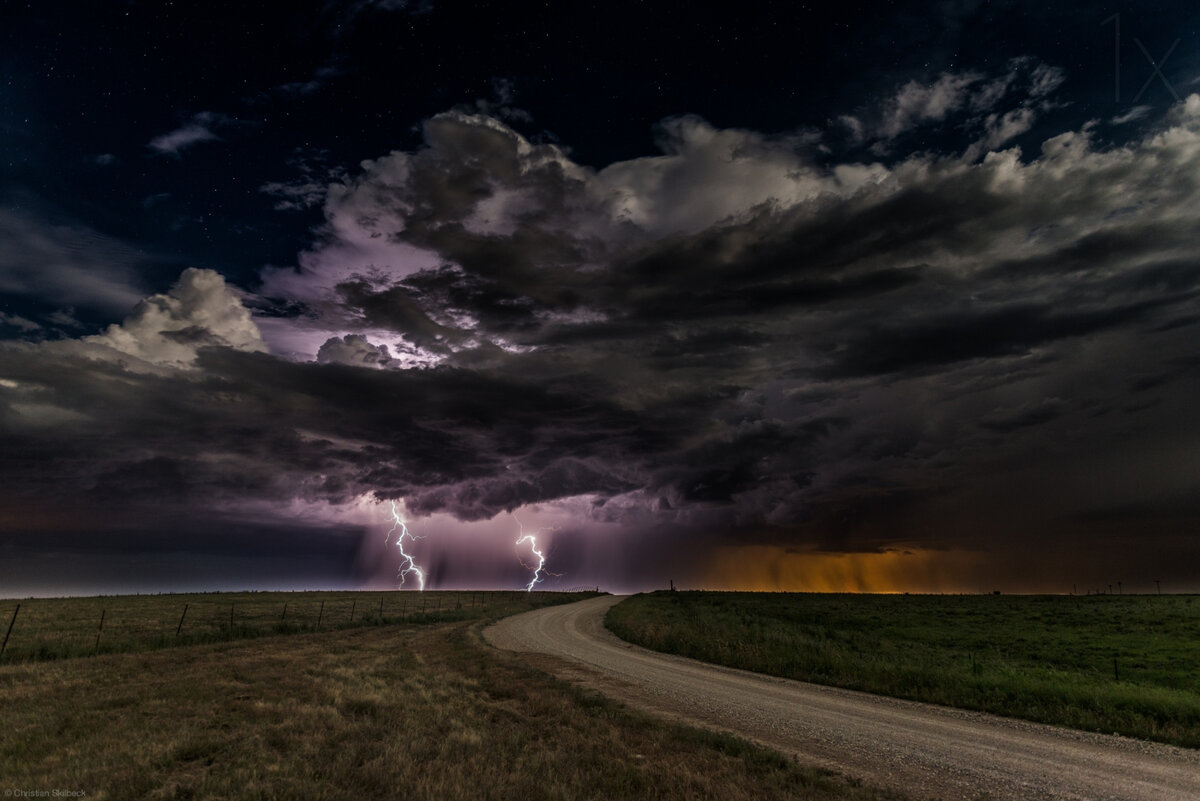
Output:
[
  {"xmin": 386, "ymin": 500, "xmax": 425, "ymax": 591},
  {"xmin": 514, "ymin": 511, "xmax": 558, "ymax": 592}
]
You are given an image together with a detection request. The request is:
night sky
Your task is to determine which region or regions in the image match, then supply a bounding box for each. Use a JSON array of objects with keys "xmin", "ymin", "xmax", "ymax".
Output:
[{"xmin": 3, "ymin": 0, "xmax": 1200, "ymax": 596}]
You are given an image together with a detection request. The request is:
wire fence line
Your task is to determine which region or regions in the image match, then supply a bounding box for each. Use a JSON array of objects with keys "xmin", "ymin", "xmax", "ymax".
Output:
[{"xmin": 0, "ymin": 589, "xmax": 580, "ymax": 663}]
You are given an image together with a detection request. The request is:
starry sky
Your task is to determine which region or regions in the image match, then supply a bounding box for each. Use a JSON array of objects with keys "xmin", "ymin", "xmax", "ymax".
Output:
[{"xmin": 2, "ymin": 0, "xmax": 1200, "ymax": 596}]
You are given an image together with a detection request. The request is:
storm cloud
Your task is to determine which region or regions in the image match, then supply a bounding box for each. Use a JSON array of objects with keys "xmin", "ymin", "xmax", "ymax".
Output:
[{"xmin": 5, "ymin": 80, "xmax": 1200, "ymax": 591}]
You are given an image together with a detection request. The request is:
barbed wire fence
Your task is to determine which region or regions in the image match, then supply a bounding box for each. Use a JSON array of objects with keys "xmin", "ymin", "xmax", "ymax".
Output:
[{"xmin": 0, "ymin": 588, "xmax": 600, "ymax": 663}]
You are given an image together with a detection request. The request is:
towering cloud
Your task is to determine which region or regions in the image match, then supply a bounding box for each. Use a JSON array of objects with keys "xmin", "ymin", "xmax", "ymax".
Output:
[
  {"xmin": 88, "ymin": 268, "xmax": 267, "ymax": 367},
  {"xmin": 4, "ymin": 81, "xmax": 1200, "ymax": 590}
]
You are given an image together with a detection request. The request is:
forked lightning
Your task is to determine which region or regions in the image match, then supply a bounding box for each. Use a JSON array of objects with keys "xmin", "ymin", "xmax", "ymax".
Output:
[{"xmin": 386, "ymin": 500, "xmax": 425, "ymax": 590}]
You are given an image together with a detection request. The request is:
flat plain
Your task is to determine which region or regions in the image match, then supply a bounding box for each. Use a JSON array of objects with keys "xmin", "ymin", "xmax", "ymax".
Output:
[
  {"xmin": 0, "ymin": 590, "xmax": 504, "ymax": 661},
  {"xmin": 0, "ymin": 591, "xmax": 904, "ymax": 801},
  {"xmin": 606, "ymin": 591, "xmax": 1200, "ymax": 748}
]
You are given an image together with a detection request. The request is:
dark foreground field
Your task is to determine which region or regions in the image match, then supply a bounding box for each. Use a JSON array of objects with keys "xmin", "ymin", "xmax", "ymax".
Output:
[
  {"xmin": 0, "ymin": 590, "xmax": 513, "ymax": 661},
  {"xmin": 607, "ymin": 592, "xmax": 1200, "ymax": 748},
  {"xmin": 0, "ymin": 591, "xmax": 903, "ymax": 801}
]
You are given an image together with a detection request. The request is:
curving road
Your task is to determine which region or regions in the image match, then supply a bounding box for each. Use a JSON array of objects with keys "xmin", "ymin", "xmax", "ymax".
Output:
[{"xmin": 484, "ymin": 595, "xmax": 1200, "ymax": 801}]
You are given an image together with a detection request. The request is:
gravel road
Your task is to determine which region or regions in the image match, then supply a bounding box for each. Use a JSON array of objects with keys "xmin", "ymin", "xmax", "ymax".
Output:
[{"xmin": 484, "ymin": 595, "xmax": 1200, "ymax": 801}]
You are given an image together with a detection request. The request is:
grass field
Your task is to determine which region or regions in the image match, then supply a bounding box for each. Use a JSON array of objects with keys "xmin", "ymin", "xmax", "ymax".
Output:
[
  {"xmin": 606, "ymin": 591, "xmax": 1200, "ymax": 749},
  {"xmin": 0, "ymin": 590, "xmax": 531, "ymax": 662},
  {"xmin": 0, "ymin": 591, "xmax": 905, "ymax": 801}
]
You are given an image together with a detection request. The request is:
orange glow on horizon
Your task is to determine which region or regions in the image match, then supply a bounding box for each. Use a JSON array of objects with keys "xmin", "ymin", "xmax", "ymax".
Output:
[{"xmin": 700, "ymin": 545, "xmax": 991, "ymax": 594}]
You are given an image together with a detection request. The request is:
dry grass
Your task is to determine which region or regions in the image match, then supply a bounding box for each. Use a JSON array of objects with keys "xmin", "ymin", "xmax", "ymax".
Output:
[
  {"xmin": 1, "ymin": 604, "xmax": 906, "ymax": 800},
  {"xmin": 0, "ymin": 591, "xmax": 545, "ymax": 661}
]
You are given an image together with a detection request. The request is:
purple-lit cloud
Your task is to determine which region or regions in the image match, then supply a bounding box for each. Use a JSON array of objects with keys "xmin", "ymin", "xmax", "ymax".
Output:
[{"xmin": 5, "ymin": 80, "xmax": 1200, "ymax": 592}]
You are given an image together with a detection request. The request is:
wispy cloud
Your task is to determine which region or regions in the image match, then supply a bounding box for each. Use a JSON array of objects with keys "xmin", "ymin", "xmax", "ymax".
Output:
[
  {"xmin": 147, "ymin": 112, "xmax": 232, "ymax": 157},
  {"xmin": 260, "ymin": 179, "xmax": 330, "ymax": 211},
  {"xmin": 141, "ymin": 192, "xmax": 171, "ymax": 208},
  {"xmin": 844, "ymin": 58, "xmax": 1066, "ymax": 155},
  {"xmin": 350, "ymin": 0, "xmax": 435, "ymax": 15},
  {"xmin": 1111, "ymin": 105, "xmax": 1152, "ymax": 125},
  {"xmin": 278, "ymin": 65, "xmax": 344, "ymax": 97},
  {"xmin": 0, "ymin": 312, "xmax": 41, "ymax": 332},
  {"xmin": 259, "ymin": 150, "xmax": 347, "ymax": 211},
  {"xmin": 0, "ymin": 198, "xmax": 148, "ymax": 314},
  {"xmin": 877, "ymin": 71, "xmax": 982, "ymax": 139}
]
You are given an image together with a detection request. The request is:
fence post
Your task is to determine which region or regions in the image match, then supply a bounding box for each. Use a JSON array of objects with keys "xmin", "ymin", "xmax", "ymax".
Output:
[
  {"xmin": 281, "ymin": 602, "xmax": 287, "ymax": 622},
  {"xmin": 350, "ymin": 600, "xmax": 356, "ymax": 622},
  {"xmin": 317, "ymin": 601, "xmax": 324, "ymax": 629},
  {"xmin": 1, "ymin": 604, "xmax": 20, "ymax": 657},
  {"xmin": 95, "ymin": 609, "xmax": 106, "ymax": 651},
  {"xmin": 1114, "ymin": 657, "xmax": 1119, "ymax": 682},
  {"xmin": 176, "ymin": 603, "xmax": 188, "ymax": 636},
  {"xmin": 379, "ymin": 596, "xmax": 384, "ymax": 618}
]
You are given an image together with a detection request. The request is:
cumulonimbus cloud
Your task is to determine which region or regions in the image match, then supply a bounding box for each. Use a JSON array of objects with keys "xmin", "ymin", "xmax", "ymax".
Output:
[{"xmin": 4, "ymin": 85, "xmax": 1200, "ymax": 564}]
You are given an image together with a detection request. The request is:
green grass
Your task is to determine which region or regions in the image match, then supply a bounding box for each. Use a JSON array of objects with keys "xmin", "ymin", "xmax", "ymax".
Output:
[
  {"xmin": 606, "ymin": 591, "xmax": 1200, "ymax": 749},
  {"xmin": 0, "ymin": 590, "xmax": 584, "ymax": 662},
  {"xmin": 0, "ymin": 592, "xmax": 906, "ymax": 801}
]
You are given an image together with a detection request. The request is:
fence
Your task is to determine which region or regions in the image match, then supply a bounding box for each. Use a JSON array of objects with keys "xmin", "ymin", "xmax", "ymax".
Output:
[{"xmin": 0, "ymin": 589, "xmax": 566, "ymax": 663}]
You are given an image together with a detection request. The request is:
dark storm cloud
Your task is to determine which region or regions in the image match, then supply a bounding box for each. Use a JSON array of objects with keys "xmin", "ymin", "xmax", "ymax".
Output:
[
  {"xmin": 6, "ymin": 85, "xmax": 1200, "ymax": 566},
  {"xmin": 0, "ymin": 337, "xmax": 657, "ymax": 526},
  {"xmin": 977, "ymin": 397, "xmax": 1067, "ymax": 432},
  {"xmin": 296, "ymin": 106, "xmax": 1200, "ymax": 386},
  {"xmin": 254, "ymin": 93, "xmax": 1200, "ymax": 547},
  {"xmin": 824, "ymin": 294, "xmax": 1189, "ymax": 378}
]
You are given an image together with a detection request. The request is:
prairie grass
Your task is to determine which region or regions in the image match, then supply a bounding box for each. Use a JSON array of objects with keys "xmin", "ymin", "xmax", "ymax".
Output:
[
  {"xmin": 0, "ymin": 590, "xmax": 555, "ymax": 662},
  {"xmin": 0, "ymin": 595, "xmax": 905, "ymax": 801},
  {"xmin": 606, "ymin": 591, "xmax": 1200, "ymax": 748}
]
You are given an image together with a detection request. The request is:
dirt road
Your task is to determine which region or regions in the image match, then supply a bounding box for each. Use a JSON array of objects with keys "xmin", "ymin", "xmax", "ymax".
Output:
[{"xmin": 484, "ymin": 595, "xmax": 1200, "ymax": 801}]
